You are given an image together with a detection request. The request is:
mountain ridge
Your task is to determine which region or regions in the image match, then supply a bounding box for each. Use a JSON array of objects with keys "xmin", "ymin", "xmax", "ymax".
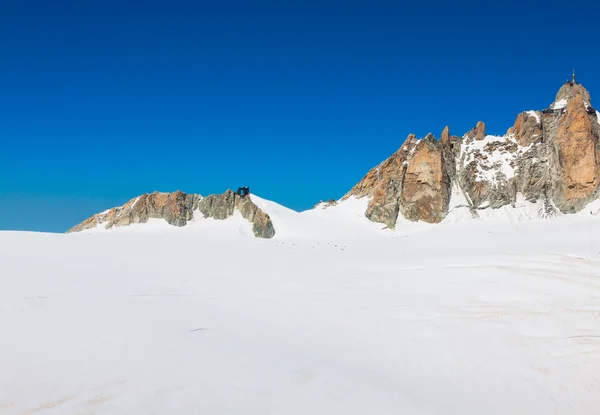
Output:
[
  {"xmin": 344, "ymin": 79, "xmax": 600, "ymax": 228},
  {"xmin": 67, "ymin": 79, "xmax": 600, "ymax": 237}
]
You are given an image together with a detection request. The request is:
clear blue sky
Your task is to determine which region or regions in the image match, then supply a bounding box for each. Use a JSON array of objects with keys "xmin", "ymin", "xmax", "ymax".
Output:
[{"xmin": 2, "ymin": 0, "xmax": 600, "ymax": 232}]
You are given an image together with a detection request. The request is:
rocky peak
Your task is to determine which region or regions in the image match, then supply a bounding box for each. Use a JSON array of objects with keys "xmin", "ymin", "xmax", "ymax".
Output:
[
  {"xmin": 507, "ymin": 111, "xmax": 542, "ymax": 146},
  {"xmin": 554, "ymin": 81, "xmax": 591, "ymax": 106},
  {"xmin": 67, "ymin": 189, "xmax": 275, "ymax": 238},
  {"xmin": 465, "ymin": 121, "xmax": 486, "ymax": 140},
  {"xmin": 399, "ymin": 134, "xmax": 450, "ymax": 223},
  {"xmin": 345, "ymin": 78, "xmax": 600, "ymax": 229},
  {"xmin": 440, "ymin": 126, "xmax": 450, "ymax": 146},
  {"xmin": 550, "ymin": 94, "xmax": 600, "ymax": 213}
]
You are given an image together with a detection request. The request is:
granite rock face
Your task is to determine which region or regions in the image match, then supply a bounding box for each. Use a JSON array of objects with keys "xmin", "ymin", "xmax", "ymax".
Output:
[
  {"xmin": 345, "ymin": 80, "xmax": 600, "ymax": 227},
  {"xmin": 399, "ymin": 134, "xmax": 450, "ymax": 223},
  {"xmin": 550, "ymin": 94, "xmax": 600, "ymax": 212},
  {"xmin": 67, "ymin": 190, "xmax": 275, "ymax": 238},
  {"xmin": 344, "ymin": 134, "xmax": 420, "ymax": 227},
  {"xmin": 508, "ymin": 111, "xmax": 543, "ymax": 146}
]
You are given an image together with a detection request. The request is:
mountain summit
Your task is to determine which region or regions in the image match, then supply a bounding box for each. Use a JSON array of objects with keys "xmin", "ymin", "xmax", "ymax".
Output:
[{"xmin": 344, "ymin": 78, "xmax": 600, "ymax": 228}]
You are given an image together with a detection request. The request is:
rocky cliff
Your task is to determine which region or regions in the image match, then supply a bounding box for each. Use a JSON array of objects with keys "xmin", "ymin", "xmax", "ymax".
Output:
[
  {"xmin": 345, "ymin": 80, "xmax": 600, "ymax": 227},
  {"xmin": 67, "ymin": 190, "xmax": 275, "ymax": 238}
]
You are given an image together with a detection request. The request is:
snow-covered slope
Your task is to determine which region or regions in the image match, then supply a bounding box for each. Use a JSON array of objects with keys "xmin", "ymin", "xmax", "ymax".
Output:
[
  {"xmin": 2, "ymin": 215, "xmax": 600, "ymax": 414},
  {"xmin": 250, "ymin": 194, "xmax": 385, "ymax": 239}
]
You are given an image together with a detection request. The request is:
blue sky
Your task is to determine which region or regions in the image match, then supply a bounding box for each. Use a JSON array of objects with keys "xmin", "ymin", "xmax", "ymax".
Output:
[{"xmin": 2, "ymin": 0, "xmax": 600, "ymax": 232}]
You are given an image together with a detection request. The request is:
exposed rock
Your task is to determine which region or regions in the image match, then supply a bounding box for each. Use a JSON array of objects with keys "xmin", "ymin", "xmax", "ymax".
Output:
[
  {"xmin": 235, "ymin": 194, "xmax": 275, "ymax": 238},
  {"xmin": 343, "ymin": 134, "xmax": 420, "ymax": 227},
  {"xmin": 400, "ymin": 134, "xmax": 450, "ymax": 223},
  {"xmin": 344, "ymin": 80, "xmax": 600, "ymax": 228},
  {"xmin": 197, "ymin": 190, "xmax": 236, "ymax": 220},
  {"xmin": 67, "ymin": 190, "xmax": 275, "ymax": 238},
  {"xmin": 67, "ymin": 80, "xmax": 600, "ymax": 234},
  {"xmin": 440, "ymin": 126, "xmax": 450, "ymax": 146},
  {"xmin": 555, "ymin": 82, "xmax": 591, "ymax": 105},
  {"xmin": 508, "ymin": 111, "xmax": 543, "ymax": 146},
  {"xmin": 249, "ymin": 209, "xmax": 276, "ymax": 238},
  {"xmin": 67, "ymin": 191, "xmax": 201, "ymax": 233},
  {"xmin": 475, "ymin": 121, "xmax": 486, "ymax": 140},
  {"xmin": 344, "ymin": 132, "xmax": 452, "ymax": 226},
  {"xmin": 550, "ymin": 94, "xmax": 600, "ymax": 212}
]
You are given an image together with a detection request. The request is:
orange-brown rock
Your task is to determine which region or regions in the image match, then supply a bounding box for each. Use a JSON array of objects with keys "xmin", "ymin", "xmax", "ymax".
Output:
[
  {"xmin": 465, "ymin": 121, "xmax": 486, "ymax": 141},
  {"xmin": 399, "ymin": 135, "xmax": 450, "ymax": 223},
  {"xmin": 475, "ymin": 121, "xmax": 486, "ymax": 140},
  {"xmin": 343, "ymin": 134, "xmax": 420, "ymax": 228},
  {"xmin": 508, "ymin": 111, "xmax": 543, "ymax": 146},
  {"xmin": 551, "ymin": 94, "xmax": 600, "ymax": 212},
  {"xmin": 440, "ymin": 126, "xmax": 450, "ymax": 146}
]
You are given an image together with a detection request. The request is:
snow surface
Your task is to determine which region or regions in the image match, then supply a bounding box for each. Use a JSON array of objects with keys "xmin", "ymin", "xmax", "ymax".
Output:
[
  {"xmin": 3, "ymin": 197, "xmax": 600, "ymax": 414},
  {"xmin": 551, "ymin": 98, "xmax": 568, "ymax": 109}
]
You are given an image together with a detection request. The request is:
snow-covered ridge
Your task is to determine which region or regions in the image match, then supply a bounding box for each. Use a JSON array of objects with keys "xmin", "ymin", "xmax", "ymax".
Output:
[{"xmin": 459, "ymin": 133, "xmax": 531, "ymax": 185}]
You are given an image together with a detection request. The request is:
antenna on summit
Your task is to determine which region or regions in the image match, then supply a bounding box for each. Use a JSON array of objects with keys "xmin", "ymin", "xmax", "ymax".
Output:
[{"xmin": 572, "ymin": 68, "xmax": 577, "ymax": 84}]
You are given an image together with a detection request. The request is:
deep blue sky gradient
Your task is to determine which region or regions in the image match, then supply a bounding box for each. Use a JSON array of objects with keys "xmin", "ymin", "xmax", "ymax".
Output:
[{"xmin": 2, "ymin": 0, "xmax": 600, "ymax": 232}]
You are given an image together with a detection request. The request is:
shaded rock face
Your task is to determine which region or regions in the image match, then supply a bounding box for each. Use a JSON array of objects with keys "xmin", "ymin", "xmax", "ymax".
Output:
[
  {"xmin": 344, "ymin": 132, "xmax": 452, "ymax": 226},
  {"xmin": 400, "ymin": 135, "xmax": 450, "ymax": 223},
  {"xmin": 345, "ymin": 134, "xmax": 419, "ymax": 227},
  {"xmin": 345, "ymin": 81, "xmax": 600, "ymax": 228},
  {"xmin": 235, "ymin": 193, "xmax": 275, "ymax": 238},
  {"xmin": 550, "ymin": 95, "xmax": 600, "ymax": 212},
  {"xmin": 67, "ymin": 190, "xmax": 275, "ymax": 238}
]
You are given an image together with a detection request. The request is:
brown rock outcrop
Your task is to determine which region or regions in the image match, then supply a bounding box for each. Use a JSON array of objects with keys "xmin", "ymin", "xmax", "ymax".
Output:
[
  {"xmin": 550, "ymin": 94, "xmax": 600, "ymax": 212},
  {"xmin": 400, "ymin": 134, "xmax": 450, "ymax": 223},
  {"xmin": 67, "ymin": 190, "xmax": 276, "ymax": 238},
  {"xmin": 440, "ymin": 126, "xmax": 450, "ymax": 146},
  {"xmin": 67, "ymin": 190, "xmax": 201, "ymax": 233},
  {"xmin": 343, "ymin": 134, "xmax": 420, "ymax": 228},
  {"xmin": 475, "ymin": 121, "xmax": 486, "ymax": 140},
  {"xmin": 464, "ymin": 121, "xmax": 486, "ymax": 141},
  {"xmin": 508, "ymin": 111, "xmax": 543, "ymax": 146},
  {"xmin": 342, "ymin": 80, "xmax": 600, "ymax": 228},
  {"xmin": 235, "ymin": 193, "xmax": 276, "ymax": 238},
  {"xmin": 344, "ymin": 132, "xmax": 452, "ymax": 227}
]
